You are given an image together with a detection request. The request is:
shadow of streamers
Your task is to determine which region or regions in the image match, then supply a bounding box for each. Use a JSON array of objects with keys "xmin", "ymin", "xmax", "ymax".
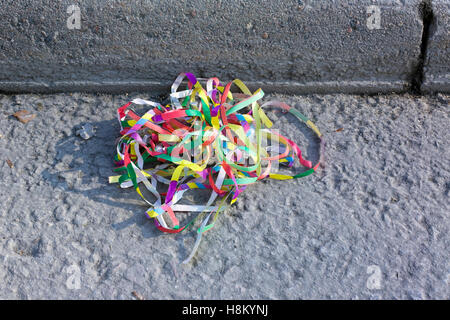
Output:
[{"xmin": 41, "ymin": 117, "xmax": 162, "ymax": 239}]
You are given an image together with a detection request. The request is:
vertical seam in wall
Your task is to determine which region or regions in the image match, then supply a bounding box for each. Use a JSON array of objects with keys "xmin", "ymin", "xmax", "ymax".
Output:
[{"xmin": 412, "ymin": 0, "xmax": 435, "ymax": 94}]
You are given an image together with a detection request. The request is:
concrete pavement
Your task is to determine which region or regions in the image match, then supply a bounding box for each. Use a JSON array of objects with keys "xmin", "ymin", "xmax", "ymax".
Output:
[{"xmin": 0, "ymin": 92, "xmax": 448, "ymax": 299}]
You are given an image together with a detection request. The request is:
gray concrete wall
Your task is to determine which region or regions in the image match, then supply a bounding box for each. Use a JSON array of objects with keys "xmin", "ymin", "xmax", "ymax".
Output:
[
  {"xmin": 422, "ymin": 0, "xmax": 450, "ymax": 93},
  {"xmin": 0, "ymin": 0, "xmax": 441, "ymax": 94}
]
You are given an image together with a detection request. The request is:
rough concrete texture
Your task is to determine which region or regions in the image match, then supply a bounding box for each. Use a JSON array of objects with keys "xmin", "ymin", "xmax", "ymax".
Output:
[
  {"xmin": 0, "ymin": 92, "xmax": 448, "ymax": 299},
  {"xmin": 0, "ymin": 0, "xmax": 424, "ymax": 94},
  {"xmin": 422, "ymin": 0, "xmax": 450, "ymax": 93}
]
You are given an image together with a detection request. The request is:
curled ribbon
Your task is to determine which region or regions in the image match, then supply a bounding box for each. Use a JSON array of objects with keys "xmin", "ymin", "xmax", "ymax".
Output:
[{"xmin": 109, "ymin": 73, "xmax": 323, "ymax": 263}]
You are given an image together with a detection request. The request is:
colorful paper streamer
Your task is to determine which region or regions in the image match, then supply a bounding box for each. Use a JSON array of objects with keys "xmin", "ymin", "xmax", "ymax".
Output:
[{"xmin": 109, "ymin": 73, "xmax": 323, "ymax": 263}]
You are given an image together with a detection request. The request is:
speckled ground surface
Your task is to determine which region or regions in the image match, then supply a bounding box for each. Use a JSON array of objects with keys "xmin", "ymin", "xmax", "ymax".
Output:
[{"xmin": 0, "ymin": 92, "xmax": 448, "ymax": 299}]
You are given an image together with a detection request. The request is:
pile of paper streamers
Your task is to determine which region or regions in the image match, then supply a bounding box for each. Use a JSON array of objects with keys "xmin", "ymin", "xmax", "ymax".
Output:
[{"xmin": 109, "ymin": 73, "xmax": 323, "ymax": 263}]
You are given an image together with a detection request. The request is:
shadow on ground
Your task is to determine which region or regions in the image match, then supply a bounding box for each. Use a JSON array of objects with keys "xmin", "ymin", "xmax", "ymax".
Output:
[{"xmin": 41, "ymin": 117, "xmax": 164, "ymax": 239}]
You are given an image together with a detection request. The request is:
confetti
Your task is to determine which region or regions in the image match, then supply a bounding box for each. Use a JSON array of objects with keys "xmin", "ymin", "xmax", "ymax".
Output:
[
  {"xmin": 13, "ymin": 110, "xmax": 36, "ymax": 124},
  {"xmin": 6, "ymin": 159, "xmax": 14, "ymax": 168},
  {"xmin": 109, "ymin": 73, "xmax": 323, "ymax": 263},
  {"xmin": 131, "ymin": 291, "xmax": 145, "ymax": 300}
]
